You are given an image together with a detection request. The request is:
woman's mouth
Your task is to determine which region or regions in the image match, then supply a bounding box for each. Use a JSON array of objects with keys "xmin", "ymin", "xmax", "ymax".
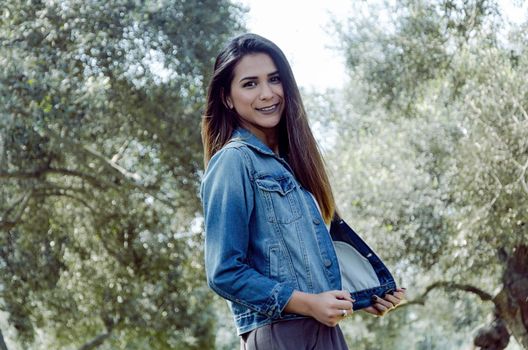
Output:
[{"xmin": 256, "ymin": 103, "xmax": 279, "ymax": 113}]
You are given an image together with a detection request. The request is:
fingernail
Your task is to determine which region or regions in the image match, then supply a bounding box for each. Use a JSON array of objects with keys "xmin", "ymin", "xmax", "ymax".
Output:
[{"xmin": 351, "ymin": 299, "xmax": 356, "ymax": 302}]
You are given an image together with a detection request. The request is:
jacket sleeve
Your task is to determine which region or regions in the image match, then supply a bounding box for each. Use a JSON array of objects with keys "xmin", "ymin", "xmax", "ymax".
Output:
[{"xmin": 200, "ymin": 147, "xmax": 294, "ymax": 319}]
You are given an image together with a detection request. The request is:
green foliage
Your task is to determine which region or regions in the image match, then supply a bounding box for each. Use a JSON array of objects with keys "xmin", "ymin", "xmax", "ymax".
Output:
[
  {"xmin": 0, "ymin": 0, "xmax": 245, "ymax": 348},
  {"xmin": 325, "ymin": 0, "xmax": 527, "ymax": 347},
  {"xmin": 337, "ymin": 0, "xmax": 501, "ymax": 112}
]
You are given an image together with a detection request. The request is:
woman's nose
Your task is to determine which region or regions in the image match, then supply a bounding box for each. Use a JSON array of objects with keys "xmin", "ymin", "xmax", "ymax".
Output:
[{"xmin": 259, "ymin": 83, "xmax": 273, "ymax": 100}]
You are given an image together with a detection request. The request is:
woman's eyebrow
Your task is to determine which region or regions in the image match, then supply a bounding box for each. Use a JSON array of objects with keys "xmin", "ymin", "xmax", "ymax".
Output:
[{"xmin": 239, "ymin": 71, "xmax": 279, "ymax": 83}]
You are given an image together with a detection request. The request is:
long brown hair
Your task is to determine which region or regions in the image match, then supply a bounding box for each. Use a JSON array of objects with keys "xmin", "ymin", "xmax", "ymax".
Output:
[{"xmin": 201, "ymin": 33, "xmax": 335, "ymax": 223}]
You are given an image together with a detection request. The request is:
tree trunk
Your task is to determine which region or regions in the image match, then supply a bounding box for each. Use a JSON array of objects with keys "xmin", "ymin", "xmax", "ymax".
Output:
[
  {"xmin": 494, "ymin": 245, "xmax": 528, "ymax": 348},
  {"xmin": 0, "ymin": 329, "xmax": 8, "ymax": 350},
  {"xmin": 406, "ymin": 245, "xmax": 528, "ymax": 348}
]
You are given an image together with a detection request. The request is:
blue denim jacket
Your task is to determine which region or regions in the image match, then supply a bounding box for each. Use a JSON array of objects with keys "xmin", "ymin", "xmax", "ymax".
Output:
[{"xmin": 200, "ymin": 128, "xmax": 396, "ymax": 335}]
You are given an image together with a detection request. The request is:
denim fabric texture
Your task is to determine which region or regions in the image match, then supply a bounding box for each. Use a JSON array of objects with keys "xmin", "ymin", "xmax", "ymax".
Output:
[
  {"xmin": 200, "ymin": 127, "xmax": 397, "ymax": 335},
  {"xmin": 330, "ymin": 218, "xmax": 397, "ymax": 310}
]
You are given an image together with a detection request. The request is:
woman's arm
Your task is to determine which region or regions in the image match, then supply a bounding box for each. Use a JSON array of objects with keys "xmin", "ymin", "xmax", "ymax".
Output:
[
  {"xmin": 201, "ymin": 147, "xmax": 294, "ymax": 319},
  {"xmin": 285, "ymin": 288, "xmax": 407, "ymax": 325}
]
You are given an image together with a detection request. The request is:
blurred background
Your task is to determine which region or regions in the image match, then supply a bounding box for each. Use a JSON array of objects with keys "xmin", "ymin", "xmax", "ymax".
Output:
[{"xmin": 1, "ymin": 0, "xmax": 527, "ymax": 349}]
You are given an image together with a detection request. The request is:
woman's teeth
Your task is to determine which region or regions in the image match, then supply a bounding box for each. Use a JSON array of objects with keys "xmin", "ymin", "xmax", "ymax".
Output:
[{"xmin": 257, "ymin": 104, "xmax": 277, "ymax": 111}]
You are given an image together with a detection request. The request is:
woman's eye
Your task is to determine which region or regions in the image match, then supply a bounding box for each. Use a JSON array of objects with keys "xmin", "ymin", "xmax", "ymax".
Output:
[
  {"xmin": 270, "ymin": 76, "xmax": 281, "ymax": 83},
  {"xmin": 242, "ymin": 81, "xmax": 256, "ymax": 88}
]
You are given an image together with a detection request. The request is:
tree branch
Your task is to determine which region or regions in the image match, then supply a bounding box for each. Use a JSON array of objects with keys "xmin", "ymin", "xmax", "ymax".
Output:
[
  {"xmin": 511, "ymin": 158, "xmax": 528, "ymax": 196},
  {"xmin": 33, "ymin": 189, "xmax": 96, "ymax": 214},
  {"xmin": 1, "ymin": 165, "xmax": 177, "ymax": 211},
  {"xmin": 43, "ymin": 128, "xmax": 178, "ymax": 210},
  {"xmin": 111, "ymin": 139, "xmax": 131, "ymax": 164},
  {"xmin": 512, "ymin": 96, "xmax": 528, "ymax": 122},
  {"xmin": 401, "ymin": 281, "xmax": 495, "ymax": 308},
  {"xmin": 43, "ymin": 127, "xmax": 142, "ymax": 184},
  {"xmin": 47, "ymin": 168, "xmax": 113, "ymax": 190},
  {"xmin": 0, "ymin": 170, "xmax": 44, "ymax": 180},
  {"xmin": 0, "ymin": 167, "xmax": 114, "ymax": 191},
  {"xmin": 2, "ymin": 190, "xmax": 32, "ymax": 218},
  {"xmin": 77, "ymin": 313, "xmax": 121, "ymax": 350},
  {"xmin": 77, "ymin": 331, "xmax": 112, "ymax": 350},
  {"xmin": 0, "ymin": 184, "xmax": 99, "ymax": 230},
  {"xmin": 0, "ymin": 190, "xmax": 32, "ymax": 230}
]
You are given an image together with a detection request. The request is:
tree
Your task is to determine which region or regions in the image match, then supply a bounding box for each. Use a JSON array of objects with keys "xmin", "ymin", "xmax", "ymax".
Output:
[
  {"xmin": 0, "ymin": 0, "xmax": 245, "ymax": 348},
  {"xmin": 328, "ymin": 0, "xmax": 527, "ymax": 348}
]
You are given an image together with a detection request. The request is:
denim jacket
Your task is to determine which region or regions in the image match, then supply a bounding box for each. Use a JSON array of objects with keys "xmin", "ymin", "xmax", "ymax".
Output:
[{"xmin": 200, "ymin": 128, "xmax": 397, "ymax": 335}]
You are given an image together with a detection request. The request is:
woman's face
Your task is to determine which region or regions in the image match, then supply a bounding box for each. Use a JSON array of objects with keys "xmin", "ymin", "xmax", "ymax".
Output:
[{"xmin": 226, "ymin": 53, "xmax": 284, "ymax": 138}]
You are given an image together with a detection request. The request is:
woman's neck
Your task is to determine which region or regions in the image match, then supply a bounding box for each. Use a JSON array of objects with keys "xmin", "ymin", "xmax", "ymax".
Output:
[{"xmin": 240, "ymin": 123, "xmax": 280, "ymax": 154}]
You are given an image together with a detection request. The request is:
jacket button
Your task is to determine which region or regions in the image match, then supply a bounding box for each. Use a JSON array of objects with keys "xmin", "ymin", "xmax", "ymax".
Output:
[
  {"xmin": 313, "ymin": 218, "xmax": 321, "ymax": 225},
  {"xmin": 324, "ymin": 259, "xmax": 332, "ymax": 267}
]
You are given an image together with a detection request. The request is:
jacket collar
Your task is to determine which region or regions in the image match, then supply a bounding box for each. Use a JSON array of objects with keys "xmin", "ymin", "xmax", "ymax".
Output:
[
  {"xmin": 230, "ymin": 127, "xmax": 295, "ymax": 175},
  {"xmin": 230, "ymin": 127, "xmax": 278, "ymax": 158}
]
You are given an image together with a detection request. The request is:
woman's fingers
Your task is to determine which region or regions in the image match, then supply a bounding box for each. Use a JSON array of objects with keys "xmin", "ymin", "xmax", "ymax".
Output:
[
  {"xmin": 362, "ymin": 288, "xmax": 408, "ymax": 317},
  {"xmin": 393, "ymin": 291, "xmax": 405, "ymax": 301},
  {"xmin": 325, "ymin": 289, "xmax": 409, "ymax": 320},
  {"xmin": 373, "ymin": 288, "xmax": 408, "ymax": 316},
  {"xmin": 330, "ymin": 290, "xmax": 355, "ymax": 303},
  {"xmin": 373, "ymin": 302, "xmax": 391, "ymax": 315},
  {"xmin": 335, "ymin": 299, "xmax": 353, "ymax": 311},
  {"xmin": 372, "ymin": 295, "xmax": 394, "ymax": 309},
  {"xmin": 309, "ymin": 291, "xmax": 355, "ymax": 326},
  {"xmin": 371, "ymin": 294, "xmax": 397, "ymax": 315},
  {"xmin": 387, "ymin": 288, "xmax": 407, "ymax": 308},
  {"xmin": 383, "ymin": 293, "xmax": 401, "ymax": 305},
  {"xmin": 394, "ymin": 288, "xmax": 407, "ymax": 301},
  {"xmin": 329, "ymin": 290, "xmax": 355, "ymax": 312},
  {"xmin": 362, "ymin": 306, "xmax": 382, "ymax": 316},
  {"xmin": 336, "ymin": 308, "xmax": 349, "ymax": 318},
  {"xmin": 330, "ymin": 291, "xmax": 355, "ymax": 321}
]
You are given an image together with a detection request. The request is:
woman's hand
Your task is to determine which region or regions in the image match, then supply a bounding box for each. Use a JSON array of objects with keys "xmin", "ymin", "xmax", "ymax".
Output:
[
  {"xmin": 363, "ymin": 287, "xmax": 406, "ymax": 317},
  {"xmin": 310, "ymin": 290, "xmax": 355, "ymax": 327},
  {"xmin": 284, "ymin": 290, "xmax": 354, "ymax": 327}
]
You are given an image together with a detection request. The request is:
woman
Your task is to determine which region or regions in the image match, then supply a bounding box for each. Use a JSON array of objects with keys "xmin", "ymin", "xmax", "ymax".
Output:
[{"xmin": 200, "ymin": 33, "xmax": 406, "ymax": 349}]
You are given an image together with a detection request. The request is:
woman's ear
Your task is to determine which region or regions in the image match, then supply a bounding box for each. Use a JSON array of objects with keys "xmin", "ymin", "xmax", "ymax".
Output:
[
  {"xmin": 225, "ymin": 96, "xmax": 234, "ymax": 110},
  {"xmin": 221, "ymin": 89, "xmax": 234, "ymax": 110}
]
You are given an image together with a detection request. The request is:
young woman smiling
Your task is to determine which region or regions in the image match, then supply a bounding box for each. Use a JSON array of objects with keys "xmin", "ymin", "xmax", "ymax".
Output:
[{"xmin": 201, "ymin": 33, "xmax": 406, "ymax": 350}]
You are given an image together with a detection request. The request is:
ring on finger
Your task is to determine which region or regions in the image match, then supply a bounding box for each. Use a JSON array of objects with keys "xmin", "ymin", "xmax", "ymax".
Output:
[{"xmin": 341, "ymin": 309, "xmax": 347, "ymax": 317}]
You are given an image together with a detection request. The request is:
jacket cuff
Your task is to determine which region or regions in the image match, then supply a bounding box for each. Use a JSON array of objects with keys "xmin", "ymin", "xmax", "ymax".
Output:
[{"xmin": 263, "ymin": 282, "xmax": 295, "ymax": 319}]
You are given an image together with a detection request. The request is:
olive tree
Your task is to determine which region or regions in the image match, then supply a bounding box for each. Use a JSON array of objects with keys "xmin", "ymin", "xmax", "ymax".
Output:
[
  {"xmin": 0, "ymin": 0, "xmax": 245, "ymax": 348},
  {"xmin": 326, "ymin": 0, "xmax": 527, "ymax": 348}
]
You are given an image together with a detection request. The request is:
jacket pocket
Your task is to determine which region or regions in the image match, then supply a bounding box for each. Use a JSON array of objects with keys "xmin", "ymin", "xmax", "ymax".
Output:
[
  {"xmin": 268, "ymin": 243, "xmax": 291, "ymax": 283},
  {"xmin": 255, "ymin": 174, "xmax": 302, "ymax": 223},
  {"xmin": 269, "ymin": 244, "xmax": 280, "ymax": 279}
]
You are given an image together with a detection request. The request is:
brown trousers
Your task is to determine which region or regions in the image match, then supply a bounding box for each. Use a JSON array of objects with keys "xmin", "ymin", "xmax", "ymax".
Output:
[{"xmin": 240, "ymin": 318, "xmax": 349, "ymax": 350}]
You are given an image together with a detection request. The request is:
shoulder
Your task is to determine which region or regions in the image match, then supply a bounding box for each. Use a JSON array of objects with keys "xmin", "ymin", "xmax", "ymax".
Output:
[
  {"xmin": 210, "ymin": 141, "xmax": 250, "ymax": 167},
  {"xmin": 204, "ymin": 142, "xmax": 254, "ymax": 181},
  {"xmin": 200, "ymin": 142, "xmax": 256, "ymax": 202}
]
